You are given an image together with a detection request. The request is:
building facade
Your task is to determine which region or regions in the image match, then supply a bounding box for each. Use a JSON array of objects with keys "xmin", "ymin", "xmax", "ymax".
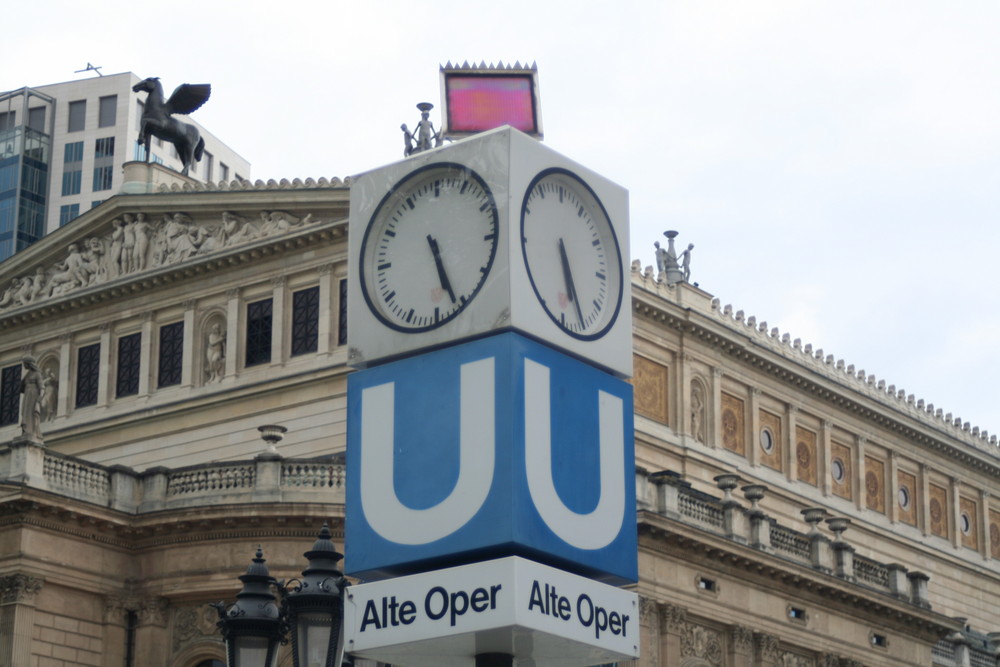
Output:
[
  {"xmin": 0, "ymin": 167, "xmax": 996, "ymax": 666},
  {"xmin": 0, "ymin": 72, "xmax": 250, "ymax": 261}
]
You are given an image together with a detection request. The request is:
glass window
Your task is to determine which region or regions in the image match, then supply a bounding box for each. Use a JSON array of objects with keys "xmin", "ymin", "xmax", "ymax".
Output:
[
  {"xmin": 0, "ymin": 111, "xmax": 14, "ymax": 131},
  {"xmin": 291, "ymin": 286, "xmax": 320, "ymax": 356},
  {"xmin": 245, "ymin": 298, "xmax": 273, "ymax": 366},
  {"xmin": 134, "ymin": 140, "xmax": 146, "ymax": 162},
  {"xmin": 116, "ymin": 333, "xmax": 141, "ymax": 397},
  {"xmin": 62, "ymin": 169, "xmax": 82, "ymax": 196},
  {"xmin": 93, "ymin": 165, "xmax": 113, "ymax": 191},
  {"xmin": 98, "ymin": 95, "xmax": 117, "ymax": 127},
  {"xmin": 64, "ymin": 141, "xmax": 84, "ymax": 163},
  {"xmin": 136, "ymin": 100, "xmax": 144, "ymax": 126},
  {"xmin": 95, "ymin": 136, "xmax": 115, "ymax": 159},
  {"xmin": 203, "ymin": 151, "xmax": 213, "ymax": 181},
  {"xmin": 0, "ymin": 363, "xmax": 22, "ymax": 426},
  {"xmin": 338, "ymin": 279, "xmax": 348, "ymax": 346},
  {"xmin": 91, "ymin": 200, "xmax": 103, "ymax": 210},
  {"xmin": 27, "ymin": 107, "xmax": 46, "ymax": 131},
  {"xmin": 75, "ymin": 343, "xmax": 101, "ymax": 408},
  {"xmin": 158, "ymin": 322, "xmax": 184, "ymax": 388},
  {"xmin": 220, "ymin": 163, "xmax": 229, "ymax": 182},
  {"xmin": 59, "ymin": 204, "xmax": 80, "ymax": 226},
  {"xmin": 68, "ymin": 100, "xmax": 86, "ymax": 132}
]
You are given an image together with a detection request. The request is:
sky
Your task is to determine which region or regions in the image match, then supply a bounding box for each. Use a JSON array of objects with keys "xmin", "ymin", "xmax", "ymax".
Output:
[{"xmin": 5, "ymin": 0, "xmax": 999, "ymax": 434}]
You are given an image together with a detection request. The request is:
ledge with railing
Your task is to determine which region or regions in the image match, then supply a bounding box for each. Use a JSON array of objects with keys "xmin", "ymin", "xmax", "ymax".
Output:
[{"xmin": 0, "ymin": 437, "xmax": 345, "ymax": 515}]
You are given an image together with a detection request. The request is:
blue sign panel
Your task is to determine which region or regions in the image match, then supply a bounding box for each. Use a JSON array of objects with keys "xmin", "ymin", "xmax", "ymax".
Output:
[{"xmin": 346, "ymin": 332, "xmax": 636, "ymax": 584}]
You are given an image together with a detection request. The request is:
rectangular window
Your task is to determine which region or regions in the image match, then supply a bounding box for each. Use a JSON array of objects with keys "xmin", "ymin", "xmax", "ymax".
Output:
[
  {"xmin": 116, "ymin": 333, "xmax": 141, "ymax": 397},
  {"xmin": 203, "ymin": 151, "xmax": 213, "ymax": 181},
  {"xmin": 93, "ymin": 165, "xmax": 113, "ymax": 191},
  {"xmin": 134, "ymin": 140, "xmax": 146, "ymax": 162},
  {"xmin": 136, "ymin": 100, "xmax": 144, "ymax": 126},
  {"xmin": 98, "ymin": 95, "xmax": 117, "ymax": 127},
  {"xmin": 157, "ymin": 322, "xmax": 184, "ymax": 388},
  {"xmin": 64, "ymin": 141, "xmax": 84, "ymax": 163},
  {"xmin": 245, "ymin": 298, "xmax": 273, "ymax": 366},
  {"xmin": 338, "ymin": 279, "xmax": 348, "ymax": 346},
  {"xmin": 0, "ymin": 111, "xmax": 14, "ymax": 131},
  {"xmin": 59, "ymin": 204, "xmax": 80, "ymax": 226},
  {"xmin": 95, "ymin": 136, "xmax": 115, "ymax": 159},
  {"xmin": 91, "ymin": 200, "xmax": 103, "ymax": 210},
  {"xmin": 68, "ymin": 100, "xmax": 86, "ymax": 132},
  {"xmin": 75, "ymin": 343, "xmax": 101, "ymax": 408},
  {"xmin": 220, "ymin": 163, "xmax": 229, "ymax": 182},
  {"xmin": 0, "ymin": 364, "xmax": 22, "ymax": 426},
  {"xmin": 61, "ymin": 170, "xmax": 82, "ymax": 196},
  {"xmin": 291, "ymin": 286, "xmax": 320, "ymax": 356},
  {"xmin": 27, "ymin": 107, "xmax": 46, "ymax": 131}
]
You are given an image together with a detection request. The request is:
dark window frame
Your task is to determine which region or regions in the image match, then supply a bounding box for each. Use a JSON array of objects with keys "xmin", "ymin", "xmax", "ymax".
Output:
[
  {"xmin": 245, "ymin": 298, "xmax": 273, "ymax": 367},
  {"xmin": 291, "ymin": 286, "xmax": 320, "ymax": 356},
  {"xmin": 75, "ymin": 343, "xmax": 101, "ymax": 408},
  {"xmin": 157, "ymin": 321, "xmax": 184, "ymax": 388},
  {"xmin": 115, "ymin": 333, "xmax": 141, "ymax": 397}
]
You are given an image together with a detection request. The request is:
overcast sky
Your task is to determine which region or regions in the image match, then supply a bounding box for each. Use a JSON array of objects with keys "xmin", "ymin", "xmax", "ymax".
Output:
[{"xmin": 6, "ymin": 0, "xmax": 999, "ymax": 434}]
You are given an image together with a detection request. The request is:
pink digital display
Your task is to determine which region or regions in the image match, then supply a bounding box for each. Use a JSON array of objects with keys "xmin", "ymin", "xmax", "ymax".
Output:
[{"xmin": 445, "ymin": 74, "xmax": 538, "ymax": 135}]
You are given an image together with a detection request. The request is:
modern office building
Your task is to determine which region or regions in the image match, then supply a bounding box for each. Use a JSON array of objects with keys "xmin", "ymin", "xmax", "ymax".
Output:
[
  {"xmin": 0, "ymin": 163, "xmax": 997, "ymax": 666},
  {"xmin": 0, "ymin": 72, "xmax": 250, "ymax": 262}
]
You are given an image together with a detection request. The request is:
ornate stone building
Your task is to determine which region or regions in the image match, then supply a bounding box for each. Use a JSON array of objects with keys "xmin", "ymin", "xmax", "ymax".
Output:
[{"xmin": 0, "ymin": 164, "xmax": 996, "ymax": 666}]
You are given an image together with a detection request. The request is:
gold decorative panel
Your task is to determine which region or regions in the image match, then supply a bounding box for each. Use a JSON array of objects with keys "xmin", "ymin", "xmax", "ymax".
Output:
[
  {"xmin": 897, "ymin": 470, "xmax": 917, "ymax": 525},
  {"xmin": 633, "ymin": 355, "xmax": 668, "ymax": 424},
  {"xmin": 830, "ymin": 441, "xmax": 852, "ymax": 500},
  {"xmin": 758, "ymin": 409, "xmax": 782, "ymax": 471},
  {"xmin": 929, "ymin": 484, "xmax": 949, "ymax": 538},
  {"xmin": 721, "ymin": 392, "xmax": 745, "ymax": 456},
  {"xmin": 795, "ymin": 426, "xmax": 817, "ymax": 486},
  {"xmin": 960, "ymin": 497, "xmax": 978, "ymax": 550},
  {"xmin": 864, "ymin": 456, "xmax": 885, "ymax": 514},
  {"xmin": 990, "ymin": 509, "xmax": 1000, "ymax": 560}
]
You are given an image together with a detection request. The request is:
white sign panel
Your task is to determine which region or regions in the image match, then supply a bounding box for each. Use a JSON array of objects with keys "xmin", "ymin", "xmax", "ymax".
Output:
[{"xmin": 345, "ymin": 557, "xmax": 639, "ymax": 666}]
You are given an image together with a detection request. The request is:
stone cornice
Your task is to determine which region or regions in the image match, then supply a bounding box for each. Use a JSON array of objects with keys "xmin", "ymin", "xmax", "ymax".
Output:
[
  {"xmin": 637, "ymin": 509, "xmax": 960, "ymax": 643},
  {"xmin": 630, "ymin": 274, "xmax": 1000, "ymax": 477}
]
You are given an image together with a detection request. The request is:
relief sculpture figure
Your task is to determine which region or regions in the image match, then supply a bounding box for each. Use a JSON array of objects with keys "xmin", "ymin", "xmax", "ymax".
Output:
[{"xmin": 19, "ymin": 356, "xmax": 43, "ymax": 442}]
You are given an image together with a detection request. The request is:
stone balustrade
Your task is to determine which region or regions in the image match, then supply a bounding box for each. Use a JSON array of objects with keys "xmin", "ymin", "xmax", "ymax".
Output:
[
  {"xmin": 644, "ymin": 468, "xmax": 932, "ymax": 609},
  {"xmin": 0, "ymin": 438, "xmax": 345, "ymax": 515}
]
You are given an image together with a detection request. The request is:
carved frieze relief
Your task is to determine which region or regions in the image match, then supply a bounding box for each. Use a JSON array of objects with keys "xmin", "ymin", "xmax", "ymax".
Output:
[
  {"xmin": 173, "ymin": 603, "xmax": 222, "ymax": 651},
  {"xmin": 0, "ymin": 209, "xmax": 326, "ymax": 314},
  {"xmin": 681, "ymin": 623, "xmax": 723, "ymax": 666}
]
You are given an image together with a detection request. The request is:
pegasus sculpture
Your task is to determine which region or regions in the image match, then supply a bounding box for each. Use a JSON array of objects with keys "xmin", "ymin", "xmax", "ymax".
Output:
[{"xmin": 132, "ymin": 77, "xmax": 212, "ymax": 176}]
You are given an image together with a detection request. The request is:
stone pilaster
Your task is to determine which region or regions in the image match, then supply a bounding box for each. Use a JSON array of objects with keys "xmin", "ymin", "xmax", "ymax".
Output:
[
  {"xmin": 728, "ymin": 625, "xmax": 754, "ymax": 667},
  {"xmin": 658, "ymin": 602, "xmax": 687, "ymax": 666},
  {"xmin": 0, "ymin": 574, "xmax": 43, "ymax": 667}
]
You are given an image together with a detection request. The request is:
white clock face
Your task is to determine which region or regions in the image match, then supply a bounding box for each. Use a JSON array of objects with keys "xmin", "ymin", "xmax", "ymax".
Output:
[
  {"xmin": 359, "ymin": 163, "xmax": 500, "ymax": 332},
  {"xmin": 520, "ymin": 168, "xmax": 624, "ymax": 340}
]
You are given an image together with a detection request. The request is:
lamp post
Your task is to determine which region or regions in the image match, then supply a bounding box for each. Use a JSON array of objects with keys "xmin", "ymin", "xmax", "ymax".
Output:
[
  {"xmin": 213, "ymin": 547, "xmax": 285, "ymax": 667},
  {"xmin": 213, "ymin": 524, "xmax": 346, "ymax": 667}
]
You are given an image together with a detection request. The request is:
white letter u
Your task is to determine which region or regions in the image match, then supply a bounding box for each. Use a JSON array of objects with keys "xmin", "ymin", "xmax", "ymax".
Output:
[
  {"xmin": 523, "ymin": 359, "xmax": 625, "ymax": 550},
  {"xmin": 359, "ymin": 358, "xmax": 495, "ymax": 545}
]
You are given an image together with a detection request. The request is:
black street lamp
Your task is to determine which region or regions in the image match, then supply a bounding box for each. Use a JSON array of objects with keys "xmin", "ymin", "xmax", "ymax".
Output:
[
  {"xmin": 213, "ymin": 547, "xmax": 285, "ymax": 667},
  {"xmin": 282, "ymin": 523, "xmax": 347, "ymax": 667},
  {"xmin": 213, "ymin": 524, "xmax": 346, "ymax": 667}
]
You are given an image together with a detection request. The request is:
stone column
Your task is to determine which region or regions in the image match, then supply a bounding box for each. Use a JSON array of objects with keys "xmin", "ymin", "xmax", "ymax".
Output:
[
  {"xmin": 820, "ymin": 420, "xmax": 833, "ymax": 497},
  {"xmin": 785, "ymin": 405, "xmax": 798, "ymax": 482},
  {"xmin": 317, "ymin": 264, "xmax": 333, "ymax": 355},
  {"xmin": 181, "ymin": 300, "xmax": 197, "ymax": 387},
  {"xmin": 0, "ymin": 574, "xmax": 44, "ymax": 667},
  {"xmin": 658, "ymin": 602, "xmax": 687, "ymax": 666},
  {"xmin": 56, "ymin": 334, "xmax": 71, "ymax": 418},
  {"xmin": 135, "ymin": 597, "xmax": 170, "ymax": 666},
  {"xmin": 139, "ymin": 311, "xmax": 154, "ymax": 396},
  {"xmin": 97, "ymin": 323, "xmax": 112, "ymax": 407},
  {"xmin": 710, "ymin": 368, "xmax": 723, "ymax": 450},
  {"xmin": 748, "ymin": 388, "xmax": 761, "ymax": 468},
  {"xmin": 270, "ymin": 276, "xmax": 286, "ymax": 366},
  {"xmin": 728, "ymin": 625, "xmax": 753, "ymax": 667},
  {"xmin": 638, "ymin": 597, "xmax": 660, "ymax": 667},
  {"xmin": 754, "ymin": 632, "xmax": 780, "ymax": 667},
  {"xmin": 853, "ymin": 436, "xmax": 866, "ymax": 511},
  {"xmin": 102, "ymin": 596, "xmax": 133, "ymax": 667},
  {"xmin": 225, "ymin": 288, "xmax": 240, "ymax": 379}
]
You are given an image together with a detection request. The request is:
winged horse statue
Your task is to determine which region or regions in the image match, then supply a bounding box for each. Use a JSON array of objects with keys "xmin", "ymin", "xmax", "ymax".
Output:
[{"xmin": 132, "ymin": 77, "xmax": 212, "ymax": 176}]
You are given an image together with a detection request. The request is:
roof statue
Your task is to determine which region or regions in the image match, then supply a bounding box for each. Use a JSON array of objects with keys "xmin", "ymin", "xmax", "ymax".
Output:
[
  {"xmin": 132, "ymin": 77, "xmax": 212, "ymax": 176},
  {"xmin": 655, "ymin": 230, "xmax": 694, "ymax": 286},
  {"xmin": 401, "ymin": 102, "xmax": 444, "ymax": 157}
]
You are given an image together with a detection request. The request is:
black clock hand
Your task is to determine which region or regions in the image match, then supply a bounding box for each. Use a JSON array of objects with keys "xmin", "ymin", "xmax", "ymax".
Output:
[
  {"xmin": 427, "ymin": 234, "xmax": 457, "ymax": 303},
  {"xmin": 558, "ymin": 238, "xmax": 585, "ymax": 327}
]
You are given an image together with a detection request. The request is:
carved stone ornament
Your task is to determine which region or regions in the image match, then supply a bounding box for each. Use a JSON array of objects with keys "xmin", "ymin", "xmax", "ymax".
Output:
[
  {"xmin": 0, "ymin": 573, "xmax": 43, "ymax": 604},
  {"xmin": 104, "ymin": 595, "xmax": 142, "ymax": 624},
  {"xmin": 818, "ymin": 653, "xmax": 840, "ymax": 667},
  {"xmin": 639, "ymin": 595, "xmax": 658, "ymax": 621},
  {"xmin": 755, "ymin": 632, "xmax": 781, "ymax": 662},
  {"xmin": 681, "ymin": 624, "xmax": 723, "ymax": 666},
  {"xmin": 139, "ymin": 597, "xmax": 170, "ymax": 627},
  {"xmin": 0, "ymin": 209, "xmax": 323, "ymax": 315},
  {"xmin": 659, "ymin": 602, "xmax": 688, "ymax": 633},
  {"xmin": 730, "ymin": 625, "xmax": 754, "ymax": 651},
  {"xmin": 173, "ymin": 603, "xmax": 222, "ymax": 651},
  {"xmin": 781, "ymin": 652, "xmax": 816, "ymax": 667}
]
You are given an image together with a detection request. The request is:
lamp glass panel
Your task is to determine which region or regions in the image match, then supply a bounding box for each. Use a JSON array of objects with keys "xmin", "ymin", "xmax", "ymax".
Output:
[{"xmin": 296, "ymin": 612, "xmax": 333, "ymax": 667}]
